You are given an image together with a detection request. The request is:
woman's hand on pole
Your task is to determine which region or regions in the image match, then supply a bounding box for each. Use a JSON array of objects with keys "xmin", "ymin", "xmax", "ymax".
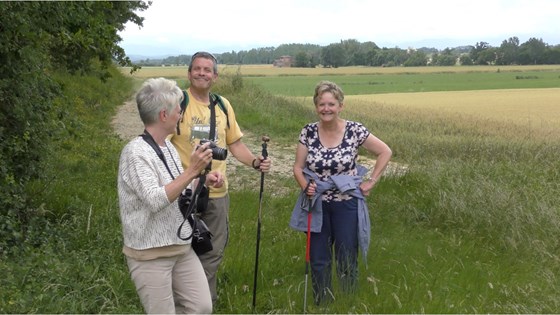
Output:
[{"xmin": 305, "ymin": 179, "xmax": 316, "ymax": 198}]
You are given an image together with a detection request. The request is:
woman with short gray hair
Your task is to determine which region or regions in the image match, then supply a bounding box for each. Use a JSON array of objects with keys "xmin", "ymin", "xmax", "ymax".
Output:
[{"xmin": 118, "ymin": 77, "xmax": 224, "ymax": 314}]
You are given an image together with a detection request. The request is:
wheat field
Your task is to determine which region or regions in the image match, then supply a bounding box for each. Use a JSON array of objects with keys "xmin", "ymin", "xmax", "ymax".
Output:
[
  {"xmin": 345, "ymin": 88, "xmax": 560, "ymax": 134},
  {"xmin": 120, "ymin": 64, "xmax": 560, "ymax": 78},
  {"xmin": 122, "ymin": 65, "xmax": 560, "ymax": 137}
]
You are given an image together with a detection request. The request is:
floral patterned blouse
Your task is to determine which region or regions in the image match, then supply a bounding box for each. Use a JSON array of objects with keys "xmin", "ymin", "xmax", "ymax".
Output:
[{"xmin": 299, "ymin": 120, "xmax": 370, "ymax": 202}]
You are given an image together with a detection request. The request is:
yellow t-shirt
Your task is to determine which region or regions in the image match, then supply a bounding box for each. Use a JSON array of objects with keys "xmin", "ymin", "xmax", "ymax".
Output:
[{"xmin": 169, "ymin": 89, "xmax": 243, "ymax": 198}]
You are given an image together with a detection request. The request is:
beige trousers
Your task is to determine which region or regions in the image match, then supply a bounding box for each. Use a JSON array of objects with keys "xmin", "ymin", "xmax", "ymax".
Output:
[{"xmin": 126, "ymin": 247, "xmax": 212, "ymax": 314}]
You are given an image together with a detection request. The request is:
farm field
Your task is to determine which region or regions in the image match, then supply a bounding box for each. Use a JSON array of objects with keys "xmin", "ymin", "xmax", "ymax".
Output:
[
  {"xmin": 120, "ymin": 65, "xmax": 560, "ymax": 97},
  {"xmin": 121, "ymin": 64, "xmax": 560, "ymax": 136},
  {"xmin": 121, "ymin": 64, "xmax": 560, "ymax": 78},
  {"xmin": 3, "ymin": 65, "xmax": 559, "ymax": 314},
  {"xmin": 341, "ymin": 88, "xmax": 560, "ymax": 136},
  {"xmin": 241, "ymin": 69, "xmax": 560, "ymax": 96}
]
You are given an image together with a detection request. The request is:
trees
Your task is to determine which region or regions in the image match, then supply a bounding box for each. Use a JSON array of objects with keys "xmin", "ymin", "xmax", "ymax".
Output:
[
  {"xmin": 470, "ymin": 42, "xmax": 491, "ymax": 65},
  {"xmin": 0, "ymin": 1, "xmax": 149, "ymax": 253},
  {"xmin": 466, "ymin": 37, "xmax": 560, "ymax": 65},
  {"xmin": 519, "ymin": 37, "xmax": 547, "ymax": 64},
  {"xmin": 137, "ymin": 37, "xmax": 560, "ymax": 68},
  {"xmin": 403, "ymin": 50, "xmax": 428, "ymax": 67},
  {"xmin": 431, "ymin": 48, "xmax": 457, "ymax": 66},
  {"xmin": 496, "ymin": 36, "xmax": 520, "ymax": 65},
  {"xmin": 459, "ymin": 54, "xmax": 474, "ymax": 65},
  {"xmin": 543, "ymin": 45, "xmax": 560, "ymax": 64},
  {"xmin": 321, "ymin": 43, "xmax": 345, "ymax": 68}
]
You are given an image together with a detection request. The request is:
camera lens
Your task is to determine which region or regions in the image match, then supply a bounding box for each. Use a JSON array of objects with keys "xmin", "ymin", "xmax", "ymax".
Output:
[
  {"xmin": 211, "ymin": 147, "xmax": 227, "ymax": 160},
  {"xmin": 200, "ymin": 139, "xmax": 227, "ymax": 160}
]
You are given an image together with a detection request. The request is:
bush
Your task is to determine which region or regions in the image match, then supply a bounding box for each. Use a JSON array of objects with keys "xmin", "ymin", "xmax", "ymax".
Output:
[{"xmin": 0, "ymin": 1, "xmax": 147, "ymax": 255}]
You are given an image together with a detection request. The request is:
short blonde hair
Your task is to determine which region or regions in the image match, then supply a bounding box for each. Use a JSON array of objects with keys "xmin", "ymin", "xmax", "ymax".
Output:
[{"xmin": 313, "ymin": 80, "xmax": 344, "ymax": 105}]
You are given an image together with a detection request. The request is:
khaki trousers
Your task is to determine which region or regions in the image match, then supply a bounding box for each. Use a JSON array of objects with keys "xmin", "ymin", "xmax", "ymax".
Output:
[
  {"xmin": 126, "ymin": 247, "xmax": 212, "ymax": 314},
  {"xmin": 198, "ymin": 194, "xmax": 229, "ymax": 303}
]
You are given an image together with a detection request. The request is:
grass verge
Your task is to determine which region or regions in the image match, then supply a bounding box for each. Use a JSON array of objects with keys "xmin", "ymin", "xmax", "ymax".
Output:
[{"xmin": 1, "ymin": 69, "xmax": 559, "ymax": 313}]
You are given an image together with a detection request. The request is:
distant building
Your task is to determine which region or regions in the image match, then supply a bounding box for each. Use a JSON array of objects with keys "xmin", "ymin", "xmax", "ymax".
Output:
[{"xmin": 273, "ymin": 55, "xmax": 292, "ymax": 67}]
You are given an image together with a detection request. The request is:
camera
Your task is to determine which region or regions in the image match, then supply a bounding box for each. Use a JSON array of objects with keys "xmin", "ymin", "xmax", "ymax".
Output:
[{"xmin": 200, "ymin": 139, "xmax": 227, "ymax": 160}]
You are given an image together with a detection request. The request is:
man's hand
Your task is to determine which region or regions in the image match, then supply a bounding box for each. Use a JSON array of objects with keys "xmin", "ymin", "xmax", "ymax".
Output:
[
  {"xmin": 206, "ymin": 171, "xmax": 224, "ymax": 188},
  {"xmin": 254, "ymin": 156, "xmax": 272, "ymax": 173}
]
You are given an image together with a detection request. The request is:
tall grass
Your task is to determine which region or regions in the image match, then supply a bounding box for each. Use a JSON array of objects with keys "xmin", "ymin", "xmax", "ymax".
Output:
[
  {"xmin": 1, "ymin": 68, "xmax": 559, "ymax": 313},
  {"xmin": 0, "ymin": 69, "xmax": 143, "ymax": 313},
  {"xmin": 217, "ymin": 73, "xmax": 560, "ymax": 313}
]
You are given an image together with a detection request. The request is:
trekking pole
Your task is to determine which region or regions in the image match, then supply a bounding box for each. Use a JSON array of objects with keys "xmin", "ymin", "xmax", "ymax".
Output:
[
  {"xmin": 303, "ymin": 179, "xmax": 314, "ymax": 314},
  {"xmin": 252, "ymin": 135, "xmax": 270, "ymax": 310}
]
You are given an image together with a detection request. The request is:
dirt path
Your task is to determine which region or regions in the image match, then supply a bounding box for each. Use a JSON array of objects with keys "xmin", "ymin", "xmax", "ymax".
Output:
[
  {"xmin": 111, "ymin": 98, "xmax": 297, "ymax": 195},
  {"xmin": 111, "ymin": 99, "xmax": 405, "ymax": 195}
]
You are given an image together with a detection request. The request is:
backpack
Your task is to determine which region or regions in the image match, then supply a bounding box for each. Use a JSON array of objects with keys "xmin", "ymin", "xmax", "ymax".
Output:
[{"xmin": 176, "ymin": 90, "xmax": 230, "ymax": 135}]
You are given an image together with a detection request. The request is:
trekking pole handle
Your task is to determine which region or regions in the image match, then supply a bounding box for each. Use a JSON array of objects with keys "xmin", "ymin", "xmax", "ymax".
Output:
[
  {"xmin": 304, "ymin": 179, "xmax": 315, "ymax": 199},
  {"xmin": 261, "ymin": 136, "xmax": 269, "ymax": 159}
]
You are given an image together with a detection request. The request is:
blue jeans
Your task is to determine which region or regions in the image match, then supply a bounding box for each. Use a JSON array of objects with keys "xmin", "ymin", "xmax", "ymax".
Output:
[{"xmin": 310, "ymin": 198, "xmax": 359, "ymax": 304}]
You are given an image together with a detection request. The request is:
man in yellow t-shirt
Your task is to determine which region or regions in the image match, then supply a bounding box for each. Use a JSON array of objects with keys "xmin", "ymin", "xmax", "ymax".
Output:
[{"xmin": 170, "ymin": 51, "xmax": 272, "ymax": 304}]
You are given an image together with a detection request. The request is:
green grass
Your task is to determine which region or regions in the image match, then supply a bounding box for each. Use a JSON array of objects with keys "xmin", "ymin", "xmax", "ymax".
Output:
[
  {"xmin": 1, "ymin": 67, "xmax": 559, "ymax": 313},
  {"xmin": 244, "ymin": 70, "xmax": 560, "ymax": 96}
]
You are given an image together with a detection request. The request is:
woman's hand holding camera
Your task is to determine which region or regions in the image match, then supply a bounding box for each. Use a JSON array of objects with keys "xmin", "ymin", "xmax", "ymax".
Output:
[{"xmin": 190, "ymin": 142, "xmax": 213, "ymax": 173}]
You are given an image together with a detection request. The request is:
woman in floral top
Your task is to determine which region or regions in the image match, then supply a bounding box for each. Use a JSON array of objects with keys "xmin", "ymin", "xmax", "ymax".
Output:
[{"xmin": 292, "ymin": 80, "xmax": 392, "ymax": 305}]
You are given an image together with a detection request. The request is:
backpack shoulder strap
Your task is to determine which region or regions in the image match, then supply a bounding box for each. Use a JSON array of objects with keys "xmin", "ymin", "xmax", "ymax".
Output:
[
  {"xmin": 177, "ymin": 90, "xmax": 229, "ymax": 132},
  {"xmin": 210, "ymin": 93, "xmax": 230, "ymax": 128},
  {"xmin": 180, "ymin": 90, "xmax": 189, "ymax": 113},
  {"xmin": 176, "ymin": 90, "xmax": 189, "ymax": 135}
]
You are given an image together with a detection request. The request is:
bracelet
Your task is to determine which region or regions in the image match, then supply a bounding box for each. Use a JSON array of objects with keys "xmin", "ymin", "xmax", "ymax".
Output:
[{"xmin": 252, "ymin": 158, "xmax": 260, "ymax": 170}]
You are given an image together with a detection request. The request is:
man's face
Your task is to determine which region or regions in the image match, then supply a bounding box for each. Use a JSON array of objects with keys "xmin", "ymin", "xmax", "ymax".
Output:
[{"xmin": 188, "ymin": 57, "xmax": 217, "ymax": 90}]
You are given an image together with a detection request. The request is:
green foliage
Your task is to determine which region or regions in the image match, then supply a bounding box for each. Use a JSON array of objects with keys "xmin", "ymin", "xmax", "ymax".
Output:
[
  {"xmin": 2, "ymin": 69, "xmax": 560, "ymax": 313},
  {"xmin": 40, "ymin": 1, "xmax": 149, "ymax": 73},
  {"xmin": 403, "ymin": 50, "xmax": 428, "ymax": 66},
  {"xmin": 215, "ymin": 74, "xmax": 560, "ymax": 312},
  {"xmin": 139, "ymin": 37, "xmax": 560, "ymax": 68},
  {"xmin": 294, "ymin": 51, "xmax": 312, "ymax": 68},
  {"xmin": 0, "ymin": 68, "xmax": 136, "ymax": 313},
  {"xmin": 0, "ymin": 1, "xmax": 148, "ymax": 254}
]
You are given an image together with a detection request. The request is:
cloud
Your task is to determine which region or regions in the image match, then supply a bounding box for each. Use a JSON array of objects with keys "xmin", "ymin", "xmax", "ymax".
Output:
[{"xmin": 119, "ymin": 0, "xmax": 560, "ymax": 56}]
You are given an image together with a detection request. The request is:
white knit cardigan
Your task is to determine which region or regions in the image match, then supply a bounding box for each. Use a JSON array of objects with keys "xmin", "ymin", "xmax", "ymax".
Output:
[{"xmin": 117, "ymin": 137, "xmax": 192, "ymax": 250}]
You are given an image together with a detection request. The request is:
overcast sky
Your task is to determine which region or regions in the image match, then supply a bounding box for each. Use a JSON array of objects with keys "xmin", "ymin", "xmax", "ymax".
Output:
[{"xmin": 118, "ymin": 0, "xmax": 560, "ymax": 58}]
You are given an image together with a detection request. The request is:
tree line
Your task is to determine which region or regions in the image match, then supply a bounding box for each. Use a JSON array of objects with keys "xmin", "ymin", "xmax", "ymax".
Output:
[
  {"xmin": 139, "ymin": 37, "xmax": 560, "ymax": 67},
  {"xmin": 0, "ymin": 1, "xmax": 149, "ymax": 254}
]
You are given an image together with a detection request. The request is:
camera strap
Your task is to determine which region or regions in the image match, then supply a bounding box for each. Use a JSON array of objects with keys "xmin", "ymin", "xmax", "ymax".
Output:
[
  {"xmin": 177, "ymin": 96, "xmax": 216, "ymax": 239},
  {"xmin": 209, "ymin": 96, "xmax": 217, "ymax": 141},
  {"xmin": 140, "ymin": 130, "xmax": 180, "ymax": 179},
  {"xmin": 140, "ymin": 130, "xmax": 196, "ymax": 240},
  {"xmin": 178, "ymin": 96, "xmax": 217, "ymax": 240},
  {"xmin": 177, "ymin": 173, "xmax": 206, "ymax": 240}
]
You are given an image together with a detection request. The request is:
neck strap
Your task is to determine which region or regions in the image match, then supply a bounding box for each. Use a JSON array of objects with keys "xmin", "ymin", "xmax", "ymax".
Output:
[{"xmin": 140, "ymin": 130, "xmax": 180, "ymax": 179}]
